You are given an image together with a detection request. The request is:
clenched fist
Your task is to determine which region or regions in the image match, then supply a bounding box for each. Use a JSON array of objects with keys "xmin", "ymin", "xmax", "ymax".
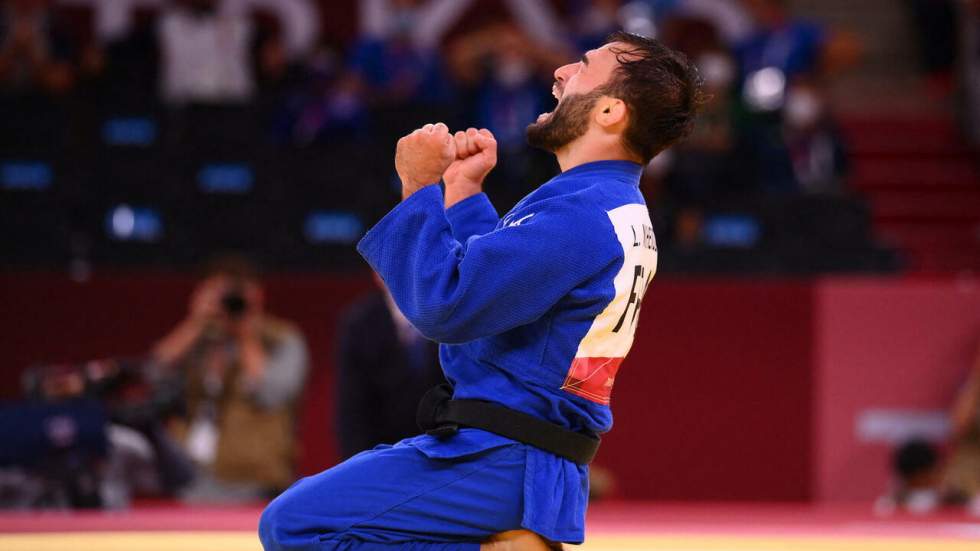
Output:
[
  {"xmin": 395, "ymin": 123, "xmax": 456, "ymax": 199},
  {"xmin": 444, "ymin": 128, "xmax": 497, "ymax": 208}
]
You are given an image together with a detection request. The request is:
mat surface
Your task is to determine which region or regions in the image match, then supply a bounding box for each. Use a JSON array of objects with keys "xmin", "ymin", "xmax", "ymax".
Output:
[{"xmin": 2, "ymin": 503, "xmax": 978, "ymax": 551}]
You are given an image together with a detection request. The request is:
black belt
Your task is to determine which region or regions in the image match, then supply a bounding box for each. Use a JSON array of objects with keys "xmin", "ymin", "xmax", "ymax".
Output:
[{"xmin": 416, "ymin": 384, "xmax": 600, "ymax": 465}]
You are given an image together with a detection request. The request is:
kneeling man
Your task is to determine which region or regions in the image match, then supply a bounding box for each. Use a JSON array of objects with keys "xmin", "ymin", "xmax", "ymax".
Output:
[{"xmin": 260, "ymin": 31, "xmax": 703, "ymax": 551}]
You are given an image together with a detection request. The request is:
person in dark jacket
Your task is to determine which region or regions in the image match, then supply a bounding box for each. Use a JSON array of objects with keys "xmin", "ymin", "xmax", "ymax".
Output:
[{"xmin": 335, "ymin": 276, "xmax": 446, "ymax": 459}]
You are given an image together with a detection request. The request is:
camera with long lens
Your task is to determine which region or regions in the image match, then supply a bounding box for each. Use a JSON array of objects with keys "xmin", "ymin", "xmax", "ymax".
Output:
[{"xmin": 21, "ymin": 358, "xmax": 183, "ymax": 425}]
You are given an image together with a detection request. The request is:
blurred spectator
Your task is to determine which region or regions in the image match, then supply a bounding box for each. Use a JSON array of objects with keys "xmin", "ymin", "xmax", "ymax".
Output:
[
  {"xmin": 736, "ymin": 0, "xmax": 826, "ymax": 86},
  {"xmin": 152, "ymin": 255, "xmax": 309, "ymax": 502},
  {"xmin": 875, "ymin": 440, "xmax": 942, "ymax": 515},
  {"xmin": 661, "ymin": 26, "xmax": 739, "ymax": 206},
  {"xmin": 0, "ymin": 0, "xmax": 79, "ymax": 96},
  {"xmin": 336, "ymin": 276, "xmax": 444, "ymax": 460},
  {"xmin": 735, "ymin": 0, "xmax": 859, "ymax": 94},
  {"xmin": 156, "ymin": 0, "xmax": 255, "ymax": 104},
  {"xmin": 335, "ymin": 275, "xmax": 444, "ymax": 459},
  {"xmin": 942, "ymin": 340, "xmax": 980, "ymax": 512},
  {"xmin": 781, "ymin": 80, "xmax": 848, "ymax": 194},
  {"xmin": 724, "ymin": 1, "xmax": 857, "ymax": 195},
  {"xmin": 269, "ymin": 39, "xmax": 370, "ymax": 145},
  {"xmin": 734, "ymin": 0, "xmax": 860, "ymax": 128},
  {"xmin": 76, "ymin": 0, "xmax": 317, "ymax": 52},
  {"xmin": 79, "ymin": 0, "xmax": 316, "ymax": 109},
  {"xmin": 347, "ymin": 0, "xmax": 465, "ymax": 109}
]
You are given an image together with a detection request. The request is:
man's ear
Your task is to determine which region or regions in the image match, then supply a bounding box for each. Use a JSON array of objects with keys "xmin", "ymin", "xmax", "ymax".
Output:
[{"xmin": 595, "ymin": 98, "xmax": 628, "ymax": 128}]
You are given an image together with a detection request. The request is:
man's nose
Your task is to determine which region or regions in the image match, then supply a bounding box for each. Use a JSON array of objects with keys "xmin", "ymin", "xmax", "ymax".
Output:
[{"xmin": 553, "ymin": 62, "xmax": 576, "ymax": 83}]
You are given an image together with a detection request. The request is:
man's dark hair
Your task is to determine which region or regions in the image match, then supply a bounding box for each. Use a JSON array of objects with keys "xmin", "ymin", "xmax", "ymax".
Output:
[{"xmin": 601, "ymin": 31, "xmax": 706, "ymax": 162}]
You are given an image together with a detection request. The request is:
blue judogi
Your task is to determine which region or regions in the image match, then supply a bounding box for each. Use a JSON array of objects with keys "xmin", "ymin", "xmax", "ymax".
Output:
[{"xmin": 260, "ymin": 160, "xmax": 658, "ymax": 550}]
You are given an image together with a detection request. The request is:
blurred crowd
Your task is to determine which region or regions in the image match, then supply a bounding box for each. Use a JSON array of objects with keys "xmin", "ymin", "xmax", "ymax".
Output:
[
  {"xmin": 2, "ymin": 0, "xmax": 860, "ymax": 193},
  {"xmin": 4, "ymin": 0, "xmax": 980, "ymax": 271},
  {"xmin": 1, "ymin": 0, "xmax": 896, "ymax": 271}
]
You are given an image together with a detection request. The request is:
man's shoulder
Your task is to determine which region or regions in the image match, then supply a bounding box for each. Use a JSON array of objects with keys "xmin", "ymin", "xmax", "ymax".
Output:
[
  {"xmin": 501, "ymin": 191, "xmax": 604, "ymax": 234},
  {"xmin": 503, "ymin": 189, "xmax": 644, "ymax": 265}
]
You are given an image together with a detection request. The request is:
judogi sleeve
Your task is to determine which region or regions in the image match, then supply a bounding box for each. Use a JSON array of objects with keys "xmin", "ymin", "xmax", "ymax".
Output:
[
  {"xmin": 357, "ymin": 184, "xmax": 618, "ymax": 344},
  {"xmin": 444, "ymin": 191, "xmax": 499, "ymax": 247}
]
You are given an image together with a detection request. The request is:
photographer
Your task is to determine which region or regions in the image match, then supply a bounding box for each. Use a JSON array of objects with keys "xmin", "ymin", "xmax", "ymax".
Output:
[{"xmin": 152, "ymin": 255, "xmax": 309, "ymax": 503}]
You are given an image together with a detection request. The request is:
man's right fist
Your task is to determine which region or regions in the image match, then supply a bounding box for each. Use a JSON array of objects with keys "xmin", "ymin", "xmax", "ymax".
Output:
[{"xmin": 395, "ymin": 123, "xmax": 456, "ymax": 199}]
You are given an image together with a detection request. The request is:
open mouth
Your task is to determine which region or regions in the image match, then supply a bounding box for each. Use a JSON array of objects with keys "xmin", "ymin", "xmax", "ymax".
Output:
[
  {"xmin": 552, "ymin": 83, "xmax": 563, "ymax": 101},
  {"xmin": 538, "ymin": 84, "xmax": 563, "ymax": 123}
]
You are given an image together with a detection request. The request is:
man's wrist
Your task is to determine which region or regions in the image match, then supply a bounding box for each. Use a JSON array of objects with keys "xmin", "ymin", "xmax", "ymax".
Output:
[
  {"xmin": 444, "ymin": 180, "xmax": 483, "ymax": 209},
  {"xmin": 400, "ymin": 177, "xmax": 440, "ymax": 200}
]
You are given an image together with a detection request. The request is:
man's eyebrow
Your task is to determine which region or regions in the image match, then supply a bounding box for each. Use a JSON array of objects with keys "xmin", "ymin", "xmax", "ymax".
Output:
[{"xmin": 580, "ymin": 52, "xmax": 590, "ymax": 66}]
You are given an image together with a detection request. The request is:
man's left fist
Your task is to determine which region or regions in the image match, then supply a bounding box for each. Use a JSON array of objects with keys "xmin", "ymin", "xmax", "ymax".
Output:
[{"xmin": 395, "ymin": 122, "xmax": 456, "ymax": 199}]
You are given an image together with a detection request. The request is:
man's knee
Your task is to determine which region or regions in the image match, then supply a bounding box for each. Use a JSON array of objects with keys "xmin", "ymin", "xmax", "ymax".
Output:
[
  {"xmin": 481, "ymin": 530, "xmax": 563, "ymax": 551},
  {"xmin": 260, "ymin": 477, "xmax": 359, "ymax": 551},
  {"xmin": 259, "ymin": 486, "xmax": 323, "ymax": 551},
  {"xmin": 258, "ymin": 494, "xmax": 288, "ymax": 550}
]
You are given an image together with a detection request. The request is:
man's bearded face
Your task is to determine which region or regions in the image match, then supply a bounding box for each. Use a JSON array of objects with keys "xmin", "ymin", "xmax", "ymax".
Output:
[{"xmin": 525, "ymin": 83, "xmax": 605, "ymax": 153}]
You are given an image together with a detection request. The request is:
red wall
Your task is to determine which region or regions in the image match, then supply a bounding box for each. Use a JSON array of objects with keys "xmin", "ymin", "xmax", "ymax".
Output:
[
  {"xmin": 601, "ymin": 280, "xmax": 815, "ymax": 500},
  {"xmin": 0, "ymin": 272, "xmax": 816, "ymax": 501},
  {"xmin": 814, "ymin": 278, "xmax": 980, "ymax": 501}
]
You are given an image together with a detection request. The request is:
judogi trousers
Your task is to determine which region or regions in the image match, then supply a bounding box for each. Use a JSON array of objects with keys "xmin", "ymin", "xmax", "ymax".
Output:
[{"xmin": 259, "ymin": 430, "xmax": 527, "ymax": 551}]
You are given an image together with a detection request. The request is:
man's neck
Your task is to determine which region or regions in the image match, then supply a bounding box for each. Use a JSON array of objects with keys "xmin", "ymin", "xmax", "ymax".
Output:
[{"xmin": 554, "ymin": 142, "xmax": 639, "ymax": 172}]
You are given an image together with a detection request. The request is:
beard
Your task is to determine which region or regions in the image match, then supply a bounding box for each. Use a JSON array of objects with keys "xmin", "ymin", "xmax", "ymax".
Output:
[{"xmin": 526, "ymin": 89, "xmax": 604, "ymax": 153}]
